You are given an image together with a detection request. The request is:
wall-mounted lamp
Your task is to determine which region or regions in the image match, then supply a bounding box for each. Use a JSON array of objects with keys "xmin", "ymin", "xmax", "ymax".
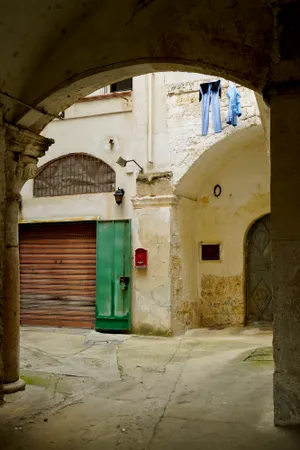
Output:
[
  {"xmin": 117, "ymin": 156, "xmax": 143, "ymax": 173},
  {"xmin": 114, "ymin": 187, "xmax": 125, "ymax": 205}
]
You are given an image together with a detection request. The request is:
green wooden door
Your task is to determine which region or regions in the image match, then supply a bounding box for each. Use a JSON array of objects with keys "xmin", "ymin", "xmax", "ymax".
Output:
[{"xmin": 96, "ymin": 220, "xmax": 131, "ymax": 331}]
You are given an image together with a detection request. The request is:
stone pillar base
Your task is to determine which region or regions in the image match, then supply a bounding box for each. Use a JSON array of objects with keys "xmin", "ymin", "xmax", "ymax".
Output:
[
  {"xmin": 3, "ymin": 379, "xmax": 26, "ymax": 394},
  {"xmin": 274, "ymin": 372, "xmax": 300, "ymax": 427}
]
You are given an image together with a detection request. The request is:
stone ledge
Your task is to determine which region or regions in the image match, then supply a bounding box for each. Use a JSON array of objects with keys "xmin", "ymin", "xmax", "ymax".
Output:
[
  {"xmin": 78, "ymin": 90, "xmax": 132, "ymax": 103},
  {"xmin": 132, "ymin": 194, "xmax": 178, "ymax": 209},
  {"xmin": 137, "ymin": 171, "xmax": 173, "ymax": 183},
  {"xmin": 136, "ymin": 171, "xmax": 174, "ymax": 197}
]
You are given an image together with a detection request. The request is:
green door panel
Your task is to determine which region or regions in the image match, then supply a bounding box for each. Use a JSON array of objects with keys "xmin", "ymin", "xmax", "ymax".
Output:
[
  {"xmin": 96, "ymin": 220, "xmax": 131, "ymax": 331},
  {"xmin": 96, "ymin": 222, "xmax": 114, "ymax": 318}
]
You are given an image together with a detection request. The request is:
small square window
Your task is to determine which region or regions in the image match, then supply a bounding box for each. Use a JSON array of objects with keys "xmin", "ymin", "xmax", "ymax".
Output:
[{"xmin": 201, "ymin": 244, "xmax": 220, "ymax": 261}]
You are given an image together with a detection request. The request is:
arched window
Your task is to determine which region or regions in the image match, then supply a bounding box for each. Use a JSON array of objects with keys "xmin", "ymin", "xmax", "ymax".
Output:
[{"xmin": 34, "ymin": 153, "xmax": 115, "ymax": 198}]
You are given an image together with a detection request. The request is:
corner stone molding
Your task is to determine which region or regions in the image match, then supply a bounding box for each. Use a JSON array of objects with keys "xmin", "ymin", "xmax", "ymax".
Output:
[
  {"xmin": 132, "ymin": 194, "xmax": 178, "ymax": 209},
  {"xmin": 5, "ymin": 124, "xmax": 54, "ymax": 189}
]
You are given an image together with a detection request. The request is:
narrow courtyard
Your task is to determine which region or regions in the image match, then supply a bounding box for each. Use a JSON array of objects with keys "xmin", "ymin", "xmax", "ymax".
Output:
[{"xmin": 1, "ymin": 327, "xmax": 299, "ymax": 449}]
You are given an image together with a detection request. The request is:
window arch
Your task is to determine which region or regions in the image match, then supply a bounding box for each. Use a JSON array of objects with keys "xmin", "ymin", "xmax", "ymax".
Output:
[{"xmin": 34, "ymin": 153, "xmax": 116, "ymax": 198}]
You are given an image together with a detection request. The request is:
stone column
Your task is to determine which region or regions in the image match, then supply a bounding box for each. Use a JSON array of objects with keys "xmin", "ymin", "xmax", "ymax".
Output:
[
  {"xmin": 0, "ymin": 106, "xmax": 7, "ymax": 403},
  {"xmin": 267, "ymin": 85, "xmax": 300, "ymax": 426},
  {"xmin": 2, "ymin": 124, "xmax": 53, "ymax": 394}
]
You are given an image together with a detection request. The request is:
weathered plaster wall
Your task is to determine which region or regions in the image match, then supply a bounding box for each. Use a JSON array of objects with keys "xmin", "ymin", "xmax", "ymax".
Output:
[
  {"xmin": 171, "ymin": 197, "xmax": 199, "ymax": 334},
  {"xmin": 196, "ymin": 127, "xmax": 270, "ymax": 326},
  {"xmin": 131, "ymin": 203, "xmax": 173, "ymax": 335},
  {"xmin": 131, "ymin": 74, "xmax": 170, "ymax": 173},
  {"xmin": 21, "ymin": 95, "xmax": 135, "ymax": 221},
  {"xmin": 166, "ymin": 75, "xmax": 264, "ymax": 332},
  {"xmin": 20, "ymin": 80, "xmax": 175, "ymax": 335}
]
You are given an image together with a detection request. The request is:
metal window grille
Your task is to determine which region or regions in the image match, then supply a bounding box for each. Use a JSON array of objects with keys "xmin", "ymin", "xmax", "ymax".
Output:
[{"xmin": 34, "ymin": 153, "xmax": 116, "ymax": 198}]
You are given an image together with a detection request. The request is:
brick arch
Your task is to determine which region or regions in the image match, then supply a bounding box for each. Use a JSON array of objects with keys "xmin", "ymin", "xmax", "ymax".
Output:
[{"xmin": 34, "ymin": 153, "xmax": 115, "ymax": 198}]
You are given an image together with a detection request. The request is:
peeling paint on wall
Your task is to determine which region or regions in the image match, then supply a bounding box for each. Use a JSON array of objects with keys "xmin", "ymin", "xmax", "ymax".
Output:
[{"xmin": 171, "ymin": 197, "xmax": 199, "ymax": 335}]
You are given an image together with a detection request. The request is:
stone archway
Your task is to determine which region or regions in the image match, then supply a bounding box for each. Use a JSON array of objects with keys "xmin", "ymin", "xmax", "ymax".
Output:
[
  {"xmin": 0, "ymin": 0, "xmax": 287, "ymax": 135},
  {"xmin": 1, "ymin": 0, "xmax": 300, "ymax": 426}
]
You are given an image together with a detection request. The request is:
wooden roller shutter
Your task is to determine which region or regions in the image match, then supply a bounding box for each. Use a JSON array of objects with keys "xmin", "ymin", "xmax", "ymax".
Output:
[{"xmin": 19, "ymin": 222, "xmax": 96, "ymax": 328}]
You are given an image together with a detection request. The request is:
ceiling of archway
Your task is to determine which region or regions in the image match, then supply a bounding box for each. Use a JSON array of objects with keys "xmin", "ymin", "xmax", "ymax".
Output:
[{"xmin": 0, "ymin": 0, "xmax": 298, "ymax": 132}]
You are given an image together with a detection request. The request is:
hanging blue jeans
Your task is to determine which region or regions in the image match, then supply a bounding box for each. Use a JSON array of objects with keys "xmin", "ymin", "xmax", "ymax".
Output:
[{"xmin": 199, "ymin": 80, "xmax": 222, "ymax": 136}]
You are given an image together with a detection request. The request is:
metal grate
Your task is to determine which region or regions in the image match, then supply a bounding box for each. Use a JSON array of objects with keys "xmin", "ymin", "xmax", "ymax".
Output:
[
  {"xmin": 34, "ymin": 153, "xmax": 116, "ymax": 198},
  {"xmin": 19, "ymin": 222, "xmax": 97, "ymax": 329}
]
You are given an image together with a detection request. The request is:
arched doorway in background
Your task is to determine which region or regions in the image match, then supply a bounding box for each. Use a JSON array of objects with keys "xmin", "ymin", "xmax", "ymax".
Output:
[{"xmin": 246, "ymin": 214, "xmax": 272, "ymax": 324}]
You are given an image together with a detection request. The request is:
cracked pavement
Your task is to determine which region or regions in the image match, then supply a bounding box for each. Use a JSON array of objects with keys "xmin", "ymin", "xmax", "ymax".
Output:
[{"xmin": 0, "ymin": 326, "xmax": 299, "ymax": 449}]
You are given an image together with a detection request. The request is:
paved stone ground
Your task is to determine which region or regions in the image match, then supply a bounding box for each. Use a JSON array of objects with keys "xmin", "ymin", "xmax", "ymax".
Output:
[{"xmin": 0, "ymin": 326, "xmax": 299, "ymax": 449}]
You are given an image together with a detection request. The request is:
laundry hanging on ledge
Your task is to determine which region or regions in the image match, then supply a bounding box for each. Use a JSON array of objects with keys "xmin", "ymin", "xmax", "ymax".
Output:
[
  {"xmin": 199, "ymin": 80, "xmax": 222, "ymax": 136},
  {"xmin": 226, "ymin": 82, "xmax": 241, "ymax": 127}
]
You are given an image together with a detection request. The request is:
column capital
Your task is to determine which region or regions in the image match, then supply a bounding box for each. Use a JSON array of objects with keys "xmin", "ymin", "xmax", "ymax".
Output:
[
  {"xmin": 5, "ymin": 123, "xmax": 54, "ymax": 158},
  {"xmin": 4, "ymin": 124, "xmax": 54, "ymax": 188}
]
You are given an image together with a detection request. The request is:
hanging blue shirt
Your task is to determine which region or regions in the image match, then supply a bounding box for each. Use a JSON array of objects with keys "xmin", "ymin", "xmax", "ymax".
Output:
[{"xmin": 226, "ymin": 84, "xmax": 241, "ymax": 127}]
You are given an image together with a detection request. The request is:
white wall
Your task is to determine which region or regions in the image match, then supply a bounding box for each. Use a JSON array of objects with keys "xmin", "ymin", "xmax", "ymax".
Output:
[{"xmin": 21, "ymin": 96, "xmax": 135, "ymax": 222}]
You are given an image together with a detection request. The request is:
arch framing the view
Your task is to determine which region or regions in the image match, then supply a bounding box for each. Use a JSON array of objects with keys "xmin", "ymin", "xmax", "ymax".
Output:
[{"xmin": 9, "ymin": 0, "xmax": 279, "ymax": 134}]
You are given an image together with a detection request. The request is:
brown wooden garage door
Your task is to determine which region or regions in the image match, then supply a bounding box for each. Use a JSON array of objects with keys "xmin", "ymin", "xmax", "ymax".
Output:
[{"xmin": 19, "ymin": 222, "xmax": 96, "ymax": 328}]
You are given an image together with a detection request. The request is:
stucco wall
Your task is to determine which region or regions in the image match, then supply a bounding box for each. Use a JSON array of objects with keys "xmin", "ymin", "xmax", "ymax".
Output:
[
  {"xmin": 196, "ymin": 127, "xmax": 270, "ymax": 327},
  {"xmin": 171, "ymin": 197, "xmax": 199, "ymax": 334},
  {"xmin": 21, "ymin": 94, "xmax": 135, "ymax": 221},
  {"xmin": 132, "ymin": 202, "xmax": 173, "ymax": 335},
  {"xmin": 20, "ymin": 80, "xmax": 175, "ymax": 334}
]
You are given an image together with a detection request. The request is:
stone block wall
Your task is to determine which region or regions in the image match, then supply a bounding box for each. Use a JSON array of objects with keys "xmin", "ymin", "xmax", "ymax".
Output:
[{"xmin": 165, "ymin": 74, "xmax": 260, "ymax": 185}]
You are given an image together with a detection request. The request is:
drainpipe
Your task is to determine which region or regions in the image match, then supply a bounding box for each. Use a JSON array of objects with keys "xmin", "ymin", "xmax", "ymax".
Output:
[{"xmin": 147, "ymin": 73, "xmax": 153, "ymax": 164}]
